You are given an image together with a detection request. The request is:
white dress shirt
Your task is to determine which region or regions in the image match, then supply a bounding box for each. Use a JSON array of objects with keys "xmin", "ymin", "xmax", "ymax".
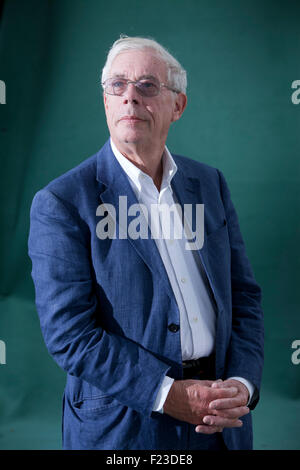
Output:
[{"xmin": 110, "ymin": 138, "xmax": 254, "ymax": 412}]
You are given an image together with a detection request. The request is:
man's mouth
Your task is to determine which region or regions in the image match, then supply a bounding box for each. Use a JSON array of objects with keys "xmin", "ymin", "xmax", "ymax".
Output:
[{"xmin": 119, "ymin": 116, "xmax": 145, "ymax": 122}]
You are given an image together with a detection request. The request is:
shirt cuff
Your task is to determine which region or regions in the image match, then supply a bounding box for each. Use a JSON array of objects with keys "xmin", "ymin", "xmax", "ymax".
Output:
[
  {"xmin": 227, "ymin": 376, "xmax": 255, "ymax": 406},
  {"xmin": 152, "ymin": 375, "xmax": 175, "ymax": 413}
]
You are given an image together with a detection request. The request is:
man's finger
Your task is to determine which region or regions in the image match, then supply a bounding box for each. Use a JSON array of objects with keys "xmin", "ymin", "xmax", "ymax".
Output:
[
  {"xmin": 209, "ymin": 396, "xmax": 245, "ymax": 410},
  {"xmin": 203, "ymin": 415, "xmax": 243, "ymax": 428},
  {"xmin": 211, "ymin": 380, "xmax": 223, "ymax": 387},
  {"xmin": 212, "ymin": 381, "xmax": 229, "ymax": 388},
  {"xmin": 210, "ymin": 386, "xmax": 238, "ymax": 400},
  {"xmin": 211, "ymin": 406, "xmax": 249, "ymax": 419},
  {"xmin": 195, "ymin": 424, "xmax": 223, "ymax": 434},
  {"xmin": 199, "ymin": 380, "xmax": 216, "ymax": 387}
]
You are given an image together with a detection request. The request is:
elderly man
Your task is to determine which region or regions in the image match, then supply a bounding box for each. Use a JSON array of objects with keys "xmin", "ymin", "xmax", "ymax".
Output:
[{"xmin": 28, "ymin": 36, "xmax": 264, "ymax": 450}]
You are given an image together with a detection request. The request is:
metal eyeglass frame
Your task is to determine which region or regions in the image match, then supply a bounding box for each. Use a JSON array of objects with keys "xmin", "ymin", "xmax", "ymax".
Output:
[{"xmin": 101, "ymin": 77, "xmax": 180, "ymax": 97}]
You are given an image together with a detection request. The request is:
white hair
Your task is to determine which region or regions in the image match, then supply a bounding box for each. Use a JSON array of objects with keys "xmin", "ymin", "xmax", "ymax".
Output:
[{"xmin": 101, "ymin": 35, "xmax": 187, "ymax": 94}]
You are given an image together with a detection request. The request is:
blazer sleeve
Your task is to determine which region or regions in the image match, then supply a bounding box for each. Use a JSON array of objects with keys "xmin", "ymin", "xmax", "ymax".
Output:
[
  {"xmin": 28, "ymin": 188, "xmax": 171, "ymax": 416},
  {"xmin": 217, "ymin": 170, "xmax": 264, "ymax": 409}
]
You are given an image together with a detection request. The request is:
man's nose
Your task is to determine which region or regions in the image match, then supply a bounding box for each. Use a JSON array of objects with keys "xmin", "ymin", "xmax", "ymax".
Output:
[{"xmin": 122, "ymin": 82, "xmax": 140, "ymax": 104}]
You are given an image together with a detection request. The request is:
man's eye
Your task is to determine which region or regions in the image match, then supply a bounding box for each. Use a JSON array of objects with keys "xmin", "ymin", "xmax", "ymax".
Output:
[
  {"xmin": 112, "ymin": 80, "xmax": 126, "ymax": 88},
  {"xmin": 139, "ymin": 81, "xmax": 156, "ymax": 89}
]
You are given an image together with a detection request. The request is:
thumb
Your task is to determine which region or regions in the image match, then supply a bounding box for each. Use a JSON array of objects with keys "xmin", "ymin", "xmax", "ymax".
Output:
[{"xmin": 211, "ymin": 379, "xmax": 223, "ymax": 388}]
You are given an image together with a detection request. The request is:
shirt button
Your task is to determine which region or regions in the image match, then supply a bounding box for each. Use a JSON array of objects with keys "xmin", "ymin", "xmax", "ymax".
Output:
[
  {"xmin": 168, "ymin": 323, "xmax": 180, "ymax": 333},
  {"xmin": 181, "ymin": 277, "xmax": 186, "ymax": 283},
  {"xmin": 193, "ymin": 317, "xmax": 198, "ymax": 322}
]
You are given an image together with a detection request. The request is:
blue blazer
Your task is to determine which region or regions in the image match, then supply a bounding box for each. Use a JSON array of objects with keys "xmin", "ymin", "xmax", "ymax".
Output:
[{"xmin": 28, "ymin": 139, "xmax": 264, "ymax": 450}]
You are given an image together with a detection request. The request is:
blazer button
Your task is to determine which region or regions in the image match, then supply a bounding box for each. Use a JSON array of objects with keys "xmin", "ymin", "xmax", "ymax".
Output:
[{"xmin": 168, "ymin": 323, "xmax": 180, "ymax": 333}]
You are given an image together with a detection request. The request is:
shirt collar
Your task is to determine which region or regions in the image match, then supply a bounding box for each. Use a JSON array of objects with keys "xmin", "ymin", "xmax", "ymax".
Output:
[{"xmin": 110, "ymin": 137, "xmax": 177, "ymax": 195}]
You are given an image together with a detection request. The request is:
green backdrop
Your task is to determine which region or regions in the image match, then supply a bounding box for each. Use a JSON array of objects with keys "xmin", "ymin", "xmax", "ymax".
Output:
[{"xmin": 0, "ymin": 0, "xmax": 299, "ymax": 450}]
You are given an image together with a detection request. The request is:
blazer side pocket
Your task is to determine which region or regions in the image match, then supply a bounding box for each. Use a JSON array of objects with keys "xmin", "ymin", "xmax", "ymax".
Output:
[{"xmin": 73, "ymin": 395, "xmax": 120, "ymax": 413}]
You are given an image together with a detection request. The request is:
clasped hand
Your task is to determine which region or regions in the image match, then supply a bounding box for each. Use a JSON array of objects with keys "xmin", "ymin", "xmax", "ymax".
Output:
[{"xmin": 163, "ymin": 378, "xmax": 250, "ymax": 434}]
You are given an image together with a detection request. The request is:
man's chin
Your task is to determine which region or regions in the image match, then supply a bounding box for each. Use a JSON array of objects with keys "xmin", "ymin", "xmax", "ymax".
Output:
[{"xmin": 117, "ymin": 132, "xmax": 144, "ymax": 145}]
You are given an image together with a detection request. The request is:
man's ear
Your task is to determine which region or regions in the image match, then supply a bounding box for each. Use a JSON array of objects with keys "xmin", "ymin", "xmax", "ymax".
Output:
[
  {"xmin": 171, "ymin": 93, "xmax": 187, "ymax": 123},
  {"xmin": 103, "ymin": 92, "xmax": 108, "ymax": 110}
]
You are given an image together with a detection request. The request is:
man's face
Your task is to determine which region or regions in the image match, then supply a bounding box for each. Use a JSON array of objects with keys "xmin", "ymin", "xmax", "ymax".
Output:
[{"xmin": 103, "ymin": 48, "xmax": 186, "ymax": 150}]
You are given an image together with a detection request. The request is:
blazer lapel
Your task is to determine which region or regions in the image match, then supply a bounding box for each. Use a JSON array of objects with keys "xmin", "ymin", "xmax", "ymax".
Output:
[
  {"xmin": 171, "ymin": 163, "xmax": 222, "ymax": 315},
  {"xmin": 95, "ymin": 140, "xmax": 175, "ymax": 300},
  {"xmin": 170, "ymin": 166, "xmax": 204, "ymax": 243}
]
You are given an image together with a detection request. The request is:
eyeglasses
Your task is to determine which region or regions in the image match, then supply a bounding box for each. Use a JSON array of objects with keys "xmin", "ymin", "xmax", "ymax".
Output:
[{"xmin": 102, "ymin": 77, "xmax": 180, "ymax": 98}]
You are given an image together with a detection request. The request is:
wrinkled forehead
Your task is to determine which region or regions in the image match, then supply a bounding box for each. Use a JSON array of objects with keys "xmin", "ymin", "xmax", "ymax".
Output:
[{"xmin": 108, "ymin": 48, "xmax": 168, "ymax": 82}]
